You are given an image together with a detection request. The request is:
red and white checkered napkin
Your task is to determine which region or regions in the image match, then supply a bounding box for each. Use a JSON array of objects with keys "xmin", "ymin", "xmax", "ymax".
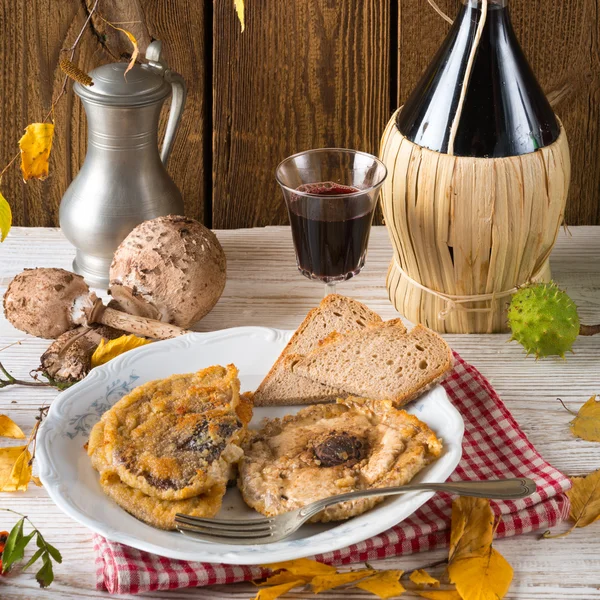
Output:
[{"xmin": 94, "ymin": 353, "xmax": 571, "ymax": 595}]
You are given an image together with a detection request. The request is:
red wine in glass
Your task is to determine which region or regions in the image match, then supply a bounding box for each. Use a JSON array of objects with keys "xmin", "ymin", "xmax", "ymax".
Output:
[{"xmin": 288, "ymin": 182, "xmax": 376, "ymax": 283}]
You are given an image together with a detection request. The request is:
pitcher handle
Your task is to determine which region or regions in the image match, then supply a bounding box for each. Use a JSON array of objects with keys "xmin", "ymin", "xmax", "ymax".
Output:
[
  {"xmin": 145, "ymin": 40, "xmax": 187, "ymax": 167},
  {"xmin": 160, "ymin": 70, "xmax": 187, "ymax": 166}
]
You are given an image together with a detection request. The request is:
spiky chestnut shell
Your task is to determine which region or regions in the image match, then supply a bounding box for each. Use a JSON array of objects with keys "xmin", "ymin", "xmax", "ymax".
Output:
[{"xmin": 507, "ymin": 282, "xmax": 580, "ymax": 358}]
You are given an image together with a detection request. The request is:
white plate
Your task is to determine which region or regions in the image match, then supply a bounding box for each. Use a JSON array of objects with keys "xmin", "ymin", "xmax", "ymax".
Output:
[{"xmin": 37, "ymin": 327, "xmax": 464, "ymax": 565}]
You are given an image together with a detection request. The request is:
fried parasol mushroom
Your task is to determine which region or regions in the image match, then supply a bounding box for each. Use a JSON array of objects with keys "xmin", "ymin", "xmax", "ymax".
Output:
[
  {"xmin": 3, "ymin": 268, "xmax": 186, "ymax": 340},
  {"xmin": 109, "ymin": 215, "xmax": 226, "ymax": 328}
]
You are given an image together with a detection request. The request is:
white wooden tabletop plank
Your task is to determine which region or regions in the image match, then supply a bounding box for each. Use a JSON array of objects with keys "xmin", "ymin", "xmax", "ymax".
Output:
[{"xmin": 0, "ymin": 226, "xmax": 598, "ymax": 599}]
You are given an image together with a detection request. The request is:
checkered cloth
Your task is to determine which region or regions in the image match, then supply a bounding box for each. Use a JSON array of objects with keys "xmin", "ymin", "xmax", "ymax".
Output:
[{"xmin": 94, "ymin": 353, "xmax": 571, "ymax": 594}]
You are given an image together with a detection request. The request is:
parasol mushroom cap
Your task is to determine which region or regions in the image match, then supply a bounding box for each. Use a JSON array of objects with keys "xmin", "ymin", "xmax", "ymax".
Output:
[
  {"xmin": 109, "ymin": 215, "xmax": 227, "ymax": 328},
  {"xmin": 3, "ymin": 268, "xmax": 95, "ymax": 339}
]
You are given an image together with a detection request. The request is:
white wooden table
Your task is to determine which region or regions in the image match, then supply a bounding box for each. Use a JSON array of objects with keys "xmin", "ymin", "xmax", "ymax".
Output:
[{"xmin": 0, "ymin": 226, "xmax": 598, "ymax": 599}]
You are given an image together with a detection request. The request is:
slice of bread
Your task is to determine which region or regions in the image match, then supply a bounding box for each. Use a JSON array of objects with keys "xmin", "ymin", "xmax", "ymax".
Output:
[
  {"xmin": 253, "ymin": 294, "xmax": 384, "ymax": 406},
  {"xmin": 290, "ymin": 322, "xmax": 453, "ymax": 407}
]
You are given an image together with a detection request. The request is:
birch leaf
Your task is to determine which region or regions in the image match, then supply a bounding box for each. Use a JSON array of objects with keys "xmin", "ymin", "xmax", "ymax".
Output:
[
  {"xmin": 447, "ymin": 497, "xmax": 513, "ymax": 600},
  {"xmin": 355, "ymin": 570, "xmax": 405, "ymax": 599},
  {"xmin": 234, "ymin": 0, "xmax": 245, "ymax": 31},
  {"xmin": 253, "ymin": 580, "xmax": 305, "ymax": 599},
  {"xmin": 569, "ymin": 395, "xmax": 600, "ymax": 442},
  {"xmin": 0, "ymin": 446, "xmax": 32, "ymax": 491},
  {"xmin": 410, "ymin": 569, "xmax": 440, "ymax": 587},
  {"xmin": 0, "ymin": 191, "xmax": 11, "ymax": 242},
  {"xmin": 449, "ymin": 496, "xmax": 494, "ymax": 560},
  {"xmin": 91, "ymin": 334, "xmax": 151, "ymax": 368},
  {"xmin": 263, "ymin": 558, "xmax": 336, "ymax": 577},
  {"xmin": 311, "ymin": 570, "xmax": 375, "ymax": 593},
  {"xmin": 567, "ymin": 469, "xmax": 600, "ymax": 528},
  {"xmin": 19, "ymin": 124, "xmax": 54, "ymax": 181},
  {"xmin": 0, "ymin": 415, "xmax": 26, "ymax": 439},
  {"xmin": 448, "ymin": 546, "xmax": 513, "ymax": 600}
]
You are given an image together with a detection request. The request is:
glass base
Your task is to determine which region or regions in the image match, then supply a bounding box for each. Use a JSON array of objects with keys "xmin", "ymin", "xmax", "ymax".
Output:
[{"xmin": 297, "ymin": 255, "xmax": 366, "ymax": 284}]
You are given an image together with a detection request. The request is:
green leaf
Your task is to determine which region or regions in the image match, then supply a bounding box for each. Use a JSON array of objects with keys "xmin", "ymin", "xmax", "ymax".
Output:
[
  {"xmin": 35, "ymin": 554, "xmax": 54, "ymax": 588},
  {"xmin": 44, "ymin": 541, "xmax": 62, "ymax": 564},
  {"xmin": 22, "ymin": 547, "xmax": 44, "ymax": 572},
  {"xmin": 1, "ymin": 517, "xmax": 24, "ymax": 573},
  {"xmin": 0, "ymin": 191, "xmax": 11, "ymax": 242},
  {"xmin": 1, "ymin": 530, "xmax": 35, "ymax": 572}
]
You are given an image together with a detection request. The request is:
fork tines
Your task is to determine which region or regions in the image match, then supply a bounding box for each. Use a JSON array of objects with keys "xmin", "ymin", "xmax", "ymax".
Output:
[{"xmin": 174, "ymin": 514, "xmax": 275, "ymax": 541}]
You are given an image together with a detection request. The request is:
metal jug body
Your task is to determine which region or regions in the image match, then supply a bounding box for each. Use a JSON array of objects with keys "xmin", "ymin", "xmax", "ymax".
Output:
[{"xmin": 59, "ymin": 42, "xmax": 186, "ymax": 287}]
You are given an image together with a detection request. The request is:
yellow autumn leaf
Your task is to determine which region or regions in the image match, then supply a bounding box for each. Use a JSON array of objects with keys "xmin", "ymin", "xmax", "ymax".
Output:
[
  {"xmin": 263, "ymin": 558, "xmax": 336, "ymax": 578},
  {"xmin": 311, "ymin": 570, "xmax": 375, "ymax": 593},
  {"xmin": 234, "ymin": 0, "xmax": 245, "ymax": 31},
  {"xmin": 449, "ymin": 496, "xmax": 495, "ymax": 560},
  {"xmin": 418, "ymin": 591, "xmax": 462, "ymax": 600},
  {"xmin": 355, "ymin": 570, "xmax": 405, "ymax": 599},
  {"xmin": 0, "ymin": 446, "xmax": 32, "ymax": 491},
  {"xmin": 0, "ymin": 415, "xmax": 26, "ymax": 439},
  {"xmin": 569, "ymin": 395, "xmax": 600, "ymax": 442},
  {"xmin": 19, "ymin": 123, "xmax": 54, "ymax": 181},
  {"xmin": 447, "ymin": 497, "xmax": 513, "ymax": 600},
  {"xmin": 410, "ymin": 569, "xmax": 440, "ymax": 587},
  {"xmin": 448, "ymin": 546, "xmax": 513, "ymax": 600},
  {"xmin": 31, "ymin": 475, "xmax": 43, "ymax": 487},
  {"xmin": 252, "ymin": 579, "xmax": 305, "ymax": 600},
  {"xmin": 0, "ymin": 191, "xmax": 11, "ymax": 242},
  {"xmin": 91, "ymin": 334, "xmax": 151, "ymax": 368},
  {"xmin": 567, "ymin": 470, "xmax": 600, "ymax": 529}
]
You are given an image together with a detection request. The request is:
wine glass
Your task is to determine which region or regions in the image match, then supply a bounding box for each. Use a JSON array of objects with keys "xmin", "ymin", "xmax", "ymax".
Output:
[{"xmin": 275, "ymin": 148, "xmax": 387, "ymax": 296}]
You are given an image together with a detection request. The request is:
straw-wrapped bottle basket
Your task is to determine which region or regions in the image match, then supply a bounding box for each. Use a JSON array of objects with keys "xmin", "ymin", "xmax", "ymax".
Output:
[{"xmin": 379, "ymin": 109, "xmax": 571, "ymax": 333}]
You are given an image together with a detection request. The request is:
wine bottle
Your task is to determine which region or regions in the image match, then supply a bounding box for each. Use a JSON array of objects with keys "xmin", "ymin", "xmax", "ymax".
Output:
[{"xmin": 396, "ymin": 0, "xmax": 559, "ymax": 158}]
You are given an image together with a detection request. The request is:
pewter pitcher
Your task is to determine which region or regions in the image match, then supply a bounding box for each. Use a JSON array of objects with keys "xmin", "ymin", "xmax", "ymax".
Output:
[{"xmin": 60, "ymin": 41, "xmax": 186, "ymax": 287}]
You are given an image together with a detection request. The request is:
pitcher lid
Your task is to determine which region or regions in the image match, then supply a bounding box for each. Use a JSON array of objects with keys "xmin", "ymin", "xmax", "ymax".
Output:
[{"xmin": 74, "ymin": 62, "xmax": 170, "ymax": 106}]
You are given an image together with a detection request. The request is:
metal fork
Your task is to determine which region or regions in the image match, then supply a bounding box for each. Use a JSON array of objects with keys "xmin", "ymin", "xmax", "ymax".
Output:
[{"xmin": 175, "ymin": 478, "xmax": 536, "ymax": 545}]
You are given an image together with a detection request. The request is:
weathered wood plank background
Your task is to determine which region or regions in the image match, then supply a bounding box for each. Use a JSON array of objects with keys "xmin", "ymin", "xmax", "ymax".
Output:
[{"xmin": 0, "ymin": 0, "xmax": 598, "ymax": 228}]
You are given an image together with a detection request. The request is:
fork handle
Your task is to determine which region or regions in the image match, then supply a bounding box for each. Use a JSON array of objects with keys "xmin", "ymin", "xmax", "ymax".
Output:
[{"xmin": 299, "ymin": 478, "xmax": 537, "ymax": 519}]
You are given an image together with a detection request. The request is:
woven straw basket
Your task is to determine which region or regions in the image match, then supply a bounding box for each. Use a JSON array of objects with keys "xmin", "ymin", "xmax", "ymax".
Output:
[{"xmin": 379, "ymin": 109, "xmax": 571, "ymax": 334}]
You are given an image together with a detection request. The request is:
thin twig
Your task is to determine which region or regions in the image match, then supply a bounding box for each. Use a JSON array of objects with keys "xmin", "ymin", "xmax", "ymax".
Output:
[
  {"xmin": 0, "ymin": 0, "xmax": 102, "ymax": 182},
  {"xmin": 0, "ymin": 360, "xmax": 58, "ymax": 390},
  {"xmin": 28, "ymin": 405, "xmax": 49, "ymax": 464},
  {"xmin": 43, "ymin": 0, "xmax": 102, "ymax": 123},
  {"xmin": 0, "ymin": 340, "xmax": 22, "ymax": 353},
  {"xmin": 557, "ymin": 397, "xmax": 578, "ymax": 417},
  {"xmin": 580, "ymin": 324, "xmax": 600, "ymax": 336},
  {"xmin": 403, "ymin": 558, "xmax": 448, "ymax": 577},
  {"xmin": 427, "ymin": 0, "xmax": 453, "ymax": 24},
  {"xmin": 0, "ymin": 154, "xmax": 20, "ymax": 182}
]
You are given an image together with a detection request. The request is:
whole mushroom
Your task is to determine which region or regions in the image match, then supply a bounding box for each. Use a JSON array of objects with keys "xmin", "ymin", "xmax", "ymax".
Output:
[
  {"xmin": 3, "ymin": 268, "xmax": 186, "ymax": 340},
  {"xmin": 109, "ymin": 215, "xmax": 226, "ymax": 328},
  {"xmin": 3, "ymin": 268, "xmax": 90, "ymax": 339}
]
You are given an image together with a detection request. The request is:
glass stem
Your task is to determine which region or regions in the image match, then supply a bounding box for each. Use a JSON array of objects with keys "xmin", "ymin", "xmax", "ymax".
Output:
[{"xmin": 324, "ymin": 282, "xmax": 337, "ymax": 297}]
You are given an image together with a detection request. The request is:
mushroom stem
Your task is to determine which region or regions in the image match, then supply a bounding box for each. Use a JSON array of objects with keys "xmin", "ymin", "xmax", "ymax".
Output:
[{"xmin": 87, "ymin": 298, "xmax": 188, "ymax": 339}]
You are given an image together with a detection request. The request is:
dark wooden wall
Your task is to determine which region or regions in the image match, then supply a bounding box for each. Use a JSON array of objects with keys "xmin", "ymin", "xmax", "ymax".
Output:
[{"xmin": 1, "ymin": 0, "xmax": 598, "ymax": 228}]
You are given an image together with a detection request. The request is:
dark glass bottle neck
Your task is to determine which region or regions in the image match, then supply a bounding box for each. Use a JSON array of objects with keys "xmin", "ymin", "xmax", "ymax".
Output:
[{"xmin": 396, "ymin": 0, "xmax": 559, "ymax": 157}]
